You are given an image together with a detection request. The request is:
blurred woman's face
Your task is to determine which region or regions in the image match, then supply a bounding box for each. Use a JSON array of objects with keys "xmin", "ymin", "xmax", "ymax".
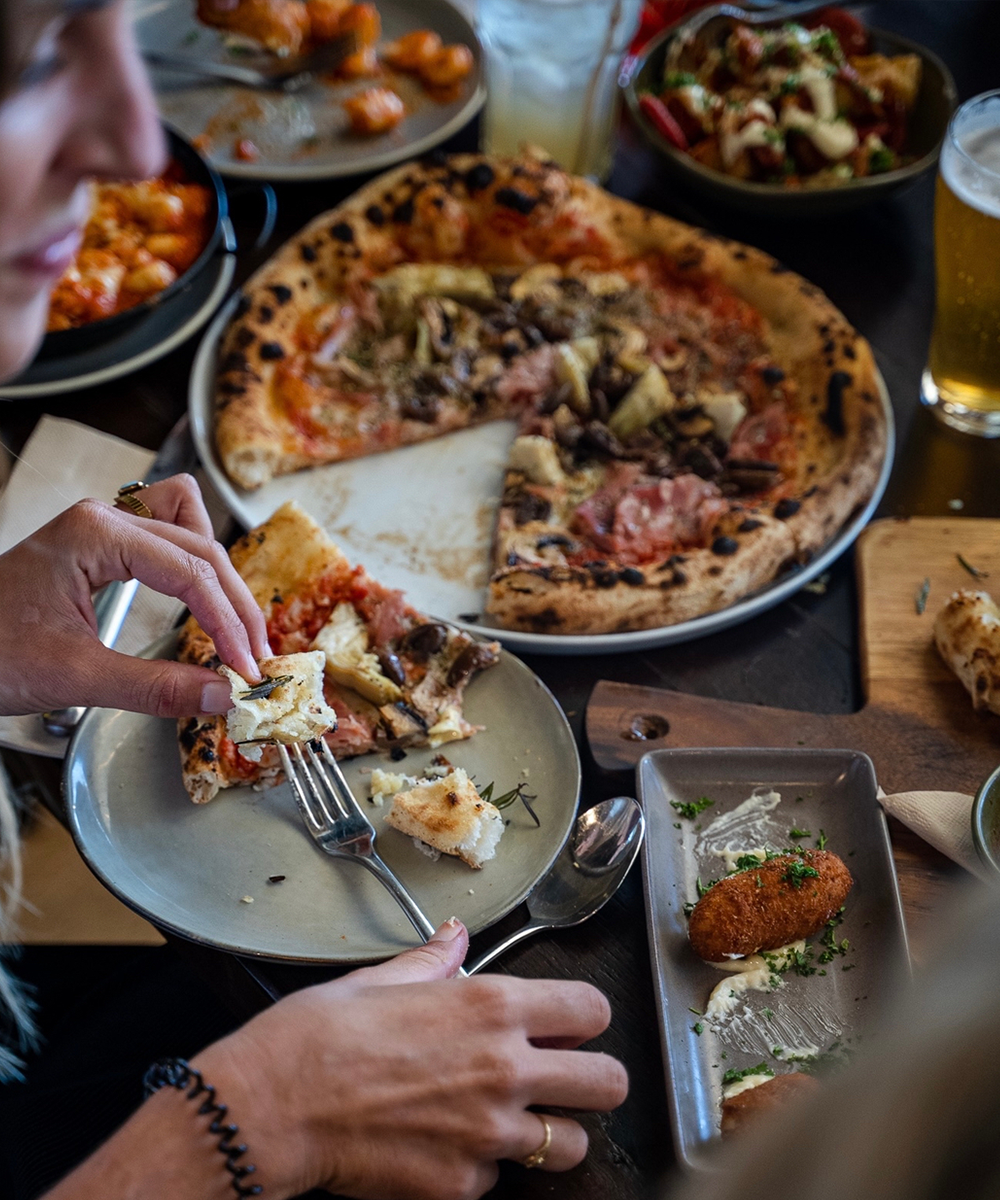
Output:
[{"xmin": 0, "ymin": 0, "xmax": 164, "ymax": 380}]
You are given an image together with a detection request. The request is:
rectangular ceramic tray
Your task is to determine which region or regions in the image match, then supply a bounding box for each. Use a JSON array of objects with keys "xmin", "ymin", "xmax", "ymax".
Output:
[{"xmin": 638, "ymin": 747, "xmax": 909, "ymax": 1170}]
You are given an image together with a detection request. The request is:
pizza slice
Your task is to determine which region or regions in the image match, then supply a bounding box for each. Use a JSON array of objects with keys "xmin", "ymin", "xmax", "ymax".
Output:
[{"xmin": 177, "ymin": 500, "xmax": 499, "ymax": 803}]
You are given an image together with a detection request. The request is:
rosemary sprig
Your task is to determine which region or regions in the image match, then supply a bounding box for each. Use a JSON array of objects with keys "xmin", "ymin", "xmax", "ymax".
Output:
[
  {"xmin": 239, "ymin": 674, "xmax": 293, "ymax": 701},
  {"xmin": 915, "ymin": 578, "xmax": 930, "ymax": 615},
  {"xmin": 957, "ymin": 553, "xmax": 989, "ymax": 580},
  {"xmin": 480, "ymin": 780, "xmax": 540, "ymax": 827}
]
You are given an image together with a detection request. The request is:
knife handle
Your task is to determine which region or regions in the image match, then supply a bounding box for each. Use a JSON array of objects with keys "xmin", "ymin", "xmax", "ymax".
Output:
[{"xmin": 93, "ymin": 578, "xmax": 140, "ymax": 648}]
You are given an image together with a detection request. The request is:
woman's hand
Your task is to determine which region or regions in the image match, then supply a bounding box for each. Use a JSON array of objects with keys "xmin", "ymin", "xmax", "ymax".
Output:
[
  {"xmin": 0, "ymin": 474, "xmax": 269, "ymax": 717},
  {"xmin": 196, "ymin": 921, "xmax": 629, "ymax": 1200}
]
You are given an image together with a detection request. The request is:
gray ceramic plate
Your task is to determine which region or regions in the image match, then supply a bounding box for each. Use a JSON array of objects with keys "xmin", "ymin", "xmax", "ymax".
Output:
[
  {"xmin": 638, "ymin": 747, "xmax": 908, "ymax": 1170},
  {"xmin": 65, "ymin": 633, "xmax": 579, "ymax": 962},
  {"xmin": 135, "ymin": 0, "xmax": 485, "ymax": 181},
  {"xmin": 623, "ymin": 21, "xmax": 957, "ymax": 216}
]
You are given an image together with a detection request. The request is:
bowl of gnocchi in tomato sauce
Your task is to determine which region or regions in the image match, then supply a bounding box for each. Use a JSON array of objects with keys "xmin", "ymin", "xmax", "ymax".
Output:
[{"xmin": 41, "ymin": 127, "xmax": 228, "ymax": 356}]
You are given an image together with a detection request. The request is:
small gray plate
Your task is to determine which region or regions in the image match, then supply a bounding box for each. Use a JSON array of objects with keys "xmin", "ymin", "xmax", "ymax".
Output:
[
  {"xmin": 65, "ymin": 633, "xmax": 579, "ymax": 962},
  {"xmin": 638, "ymin": 747, "xmax": 908, "ymax": 1170},
  {"xmin": 135, "ymin": 0, "xmax": 485, "ymax": 181}
]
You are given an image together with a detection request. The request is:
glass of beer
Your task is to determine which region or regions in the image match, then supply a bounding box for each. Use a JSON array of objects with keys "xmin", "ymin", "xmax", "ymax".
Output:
[{"xmin": 923, "ymin": 91, "xmax": 1000, "ymax": 436}]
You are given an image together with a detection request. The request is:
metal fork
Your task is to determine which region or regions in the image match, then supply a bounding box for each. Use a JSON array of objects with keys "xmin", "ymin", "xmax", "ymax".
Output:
[
  {"xmin": 144, "ymin": 30, "xmax": 357, "ymax": 92},
  {"xmin": 278, "ymin": 740, "xmax": 467, "ymax": 974}
]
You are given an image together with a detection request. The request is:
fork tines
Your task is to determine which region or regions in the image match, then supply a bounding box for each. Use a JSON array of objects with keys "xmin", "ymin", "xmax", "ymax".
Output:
[{"xmin": 278, "ymin": 739, "xmax": 364, "ymax": 834}]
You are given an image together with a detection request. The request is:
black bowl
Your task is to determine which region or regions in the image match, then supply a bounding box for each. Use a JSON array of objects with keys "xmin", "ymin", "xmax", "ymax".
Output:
[
  {"xmin": 622, "ymin": 19, "xmax": 958, "ymax": 216},
  {"xmin": 37, "ymin": 125, "xmax": 233, "ymax": 359}
]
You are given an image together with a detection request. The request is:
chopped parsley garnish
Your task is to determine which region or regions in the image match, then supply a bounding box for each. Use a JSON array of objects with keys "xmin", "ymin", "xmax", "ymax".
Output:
[
  {"xmin": 779, "ymin": 73, "xmax": 801, "ymax": 95},
  {"xmin": 692, "ymin": 1022, "xmax": 704, "ymax": 1035},
  {"xmin": 781, "ymin": 860, "xmax": 821, "ymax": 889},
  {"xmin": 816, "ymin": 829, "xmax": 828, "ymax": 851},
  {"xmin": 733, "ymin": 853, "xmax": 764, "ymax": 872},
  {"xmin": 688, "ymin": 1007, "xmax": 703, "ymax": 1016},
  {"xmin": 788, "ymin": 828, "xmax": 812, "ymax": 840},
  {"xmin": 762, "ymin": 1008, "xmax": 774, "ymax": 1020},
  {"xmin": 721, "ymin": 1062, "xmax": 773, "ymax": 1087},
  {"xmin": 755, "ymin": 874, "xmax": 764, "ymax": 888},
  {"xmin": 670, "ymin": 795, "xmax": 715, "ymax": 820},
  {"xmin": 811, "ymin": 27, "xmax": 842, "ymax": 61},
  {"xmin": 664, "ymin": 71, "xmax": 697, "ymax": 88}
]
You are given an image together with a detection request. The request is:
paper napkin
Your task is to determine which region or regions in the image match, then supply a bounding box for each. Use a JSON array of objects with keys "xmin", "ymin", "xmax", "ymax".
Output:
[{"xmin": 878, "ymin": 788, "xmax": 989, "ymax": 882}]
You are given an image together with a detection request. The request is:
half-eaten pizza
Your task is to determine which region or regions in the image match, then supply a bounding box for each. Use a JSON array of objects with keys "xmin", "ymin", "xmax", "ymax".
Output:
[
  {"xmin": 177, "ymin": 500, "xmax": 499, "ymax": 803},
  {"xmin": 212, "ymin": 150, "xmax": 887, "ymax": 635}
]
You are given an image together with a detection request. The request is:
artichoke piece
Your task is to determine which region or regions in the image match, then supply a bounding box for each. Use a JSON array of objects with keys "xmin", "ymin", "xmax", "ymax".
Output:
[
  {"xmin": 607, "ymin": 365, "xmax": 677, "ymax": 440},
  {"xmin": 698, "ymin": 390, "xmax": 748, "ymax": 442},
  {"xmin": 509, "ymin": 263, "xmax": 562, "ymax": 302},
  {"xmin": 508, "ymin": 435, "xmax": 565, "ymax": 486},
  {"xmin": 312, "ymin": 602, "xmax": 403, "ymax": 706},
  {"xmin": 583, "ymin": 271, "xmax": 629, "ymax": 297},
  {"xmin": 372, "ymin": 264, "xmax": 495, "ymax": 306},
  {"xmin": 555, "ymin": 337, "xmax": 600, "ymax": 414}
]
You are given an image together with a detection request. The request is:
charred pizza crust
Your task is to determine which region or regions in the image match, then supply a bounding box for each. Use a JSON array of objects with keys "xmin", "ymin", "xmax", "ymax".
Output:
[
  {"xmin": 214, "ymin": 152, "xmax": 886, "ymax": 635},
  {"xmin": 177, "ymin": 501, "xmax": 498, "ymax": 803}
]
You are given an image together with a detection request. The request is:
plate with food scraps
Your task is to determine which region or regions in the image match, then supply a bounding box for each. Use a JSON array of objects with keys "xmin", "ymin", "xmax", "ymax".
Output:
[
  {"xmin": 134, "ymin": 0, "xmax": 485, "ymax": 181},
  {"xmin": 189, "ymin": 296, "xmax": 895, "ymax": 657},
  {"xmin": 638, "ymin": 747, "xmax": 908, "ymax": 1170},
  {"xmin": 64, "ymin": 632, "xmax": 579, "ymax": 963}
]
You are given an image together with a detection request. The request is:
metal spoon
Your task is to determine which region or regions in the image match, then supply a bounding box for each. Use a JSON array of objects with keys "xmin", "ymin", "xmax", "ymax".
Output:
[{"xmin": 466, "ymin": 796, "xmax": 644, "ymax": 975}]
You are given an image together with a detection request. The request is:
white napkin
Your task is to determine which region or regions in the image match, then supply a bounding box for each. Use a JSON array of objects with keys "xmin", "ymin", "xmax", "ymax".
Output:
[
  {"xmin": 0, "ymin": 416, "xmax": 230, "ymax": 757},
  {"xmin": 878, "ymin": 788, "xmax": 989, "ymax": 882}
]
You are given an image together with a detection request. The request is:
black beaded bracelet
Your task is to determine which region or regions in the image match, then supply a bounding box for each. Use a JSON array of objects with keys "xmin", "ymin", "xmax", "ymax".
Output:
[{"xmin": 143, "ymin": 1057, "xmax": 262, "ymax": 1197}]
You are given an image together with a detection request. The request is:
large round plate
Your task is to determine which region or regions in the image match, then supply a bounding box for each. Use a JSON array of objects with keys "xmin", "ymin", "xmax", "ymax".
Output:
[
  {"xmin": 135, "ymin": 0, "xmax": 485, "ymax": 182},
  {"xmin": 189, "ymin": 295, "xmax": 895, "ymax": 656},
  {"xmin": 65, "ymin": 634, "xmax": 580, "ymax": 963},
  {"xmin": 0, "ymin": 251, "xmax": 235, "ymax": 399}
]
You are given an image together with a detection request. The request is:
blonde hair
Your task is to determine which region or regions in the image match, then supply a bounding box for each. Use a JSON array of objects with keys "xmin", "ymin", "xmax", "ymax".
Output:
[{"xmin": 0, "ymin": 758, "xmax": 39, "ymax": 1080}]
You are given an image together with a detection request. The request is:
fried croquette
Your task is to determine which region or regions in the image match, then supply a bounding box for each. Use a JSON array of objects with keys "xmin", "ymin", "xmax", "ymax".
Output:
[
  {"xmin": 720, "ymin": 1072, "xmax": 820, "ymax": 1136},
  {"xmin": 688, "ymin": 850, "xmax": 853, "ymax": 961}
]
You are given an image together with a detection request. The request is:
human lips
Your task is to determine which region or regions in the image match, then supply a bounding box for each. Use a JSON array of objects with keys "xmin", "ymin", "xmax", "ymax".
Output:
[{"xmin": 10, "ymin": 225, "xmax": 83, "ymax": 280}]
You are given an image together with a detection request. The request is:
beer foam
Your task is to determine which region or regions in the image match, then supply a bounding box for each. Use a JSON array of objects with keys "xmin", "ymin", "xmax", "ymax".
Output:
[{"xmin": 941, "ymin": 128, "xmax": 1000, "ymax": 220}]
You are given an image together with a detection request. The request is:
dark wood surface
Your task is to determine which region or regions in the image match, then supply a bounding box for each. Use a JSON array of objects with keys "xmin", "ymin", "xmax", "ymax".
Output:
[{"xmin": 7, "ymin": 4, "xmax": 1000, "ymax": 1197}]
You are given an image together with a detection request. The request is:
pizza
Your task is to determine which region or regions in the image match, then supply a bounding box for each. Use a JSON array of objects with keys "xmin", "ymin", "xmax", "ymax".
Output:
[
  {"xmin": 177, "ymin": 500, "xmax": 499, "ymax": 803},
  {"xmin": 212, "ymin": 149, "xmax": 887, "ymax": 635}
]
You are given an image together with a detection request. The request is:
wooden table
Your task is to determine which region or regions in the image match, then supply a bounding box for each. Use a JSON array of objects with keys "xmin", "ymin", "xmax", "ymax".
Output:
[{"xmin": 7, "ymin": 4, "xmax": 1000, "ymax": 1196}]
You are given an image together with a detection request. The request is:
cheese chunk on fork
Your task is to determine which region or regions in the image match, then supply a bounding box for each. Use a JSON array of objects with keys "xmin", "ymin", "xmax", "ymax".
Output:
[{"xmin": 220, "ymin": 651, "xmax": 338, "ymax": 762}]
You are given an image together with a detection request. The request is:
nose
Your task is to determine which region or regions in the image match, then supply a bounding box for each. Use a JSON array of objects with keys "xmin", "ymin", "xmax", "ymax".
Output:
[{"xmin": 56, "ymin": 6, "xmax": 167, "ymax": 182}]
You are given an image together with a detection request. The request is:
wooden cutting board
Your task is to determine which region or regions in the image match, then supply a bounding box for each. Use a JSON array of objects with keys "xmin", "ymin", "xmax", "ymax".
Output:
[{"xmin": 586, "ymin": 518, "xmax": 1000, "ymax": 935}]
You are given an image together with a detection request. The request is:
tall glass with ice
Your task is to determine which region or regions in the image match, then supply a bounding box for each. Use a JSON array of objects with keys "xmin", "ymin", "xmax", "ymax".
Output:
[
  {"xmin": 922, "ymin": 90, "xmax": 1000, "ymax": 436},
  {"xmin": 478, "ymin": 0, "xmax": 642, "ymax": 181}
]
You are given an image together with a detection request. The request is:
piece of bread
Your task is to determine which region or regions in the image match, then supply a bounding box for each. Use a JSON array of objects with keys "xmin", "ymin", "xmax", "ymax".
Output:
[
  {"xmin": 384, "ymin": 768, "xmax": 504, "ymax": 868},
  {"xmin": 933, "ymin": 589, "xmax": 1000, "ymax": 715},
  {"xmin": 220, "ymin": 651, "xmax": 338, "ymax": 762}
]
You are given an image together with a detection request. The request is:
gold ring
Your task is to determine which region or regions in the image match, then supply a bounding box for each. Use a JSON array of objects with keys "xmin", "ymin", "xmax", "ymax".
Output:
[
  {"xmin": 115, "ymin": 481, "xmax": 153, "ymax": 520},
  {"xmin": 520, "ymin": 1115, "xmax": 552, "ymax": 1169}
]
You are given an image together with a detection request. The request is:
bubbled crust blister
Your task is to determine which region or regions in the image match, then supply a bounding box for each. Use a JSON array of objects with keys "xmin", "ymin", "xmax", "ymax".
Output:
[{"xmin": 687, "ymin": 850, "xmax": 853, "ymax": 961}]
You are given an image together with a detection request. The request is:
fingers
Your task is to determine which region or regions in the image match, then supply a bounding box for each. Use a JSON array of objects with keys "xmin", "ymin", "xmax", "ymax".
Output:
[
  {"xmin": 489, "ymin": 977, "xmax": 612, "ymax": 1044},
  {"xmin": 509, "ymin": 1112, "xmax": 588, "ymax": 1173},
  {"xmin": 90, "ymin": 505, "xmax": 268, "ymax": 676},
  {"xmin": 70, "ymin": 646, "xmax": 236, "ymax": 717},
  {"xmin": 123, "ymin": 475, "xmax": 215, "ymax": 541},
  {"xmin": 335, "ymin": 919, "xmax": 469, "ymax": 994},
  {"xmin": 527, "ymin": 1047, "xmax": 629, "ymax": 1112}
]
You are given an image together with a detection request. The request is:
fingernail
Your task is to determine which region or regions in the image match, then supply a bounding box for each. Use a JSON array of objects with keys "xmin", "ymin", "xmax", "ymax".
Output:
[
  {"xmin": 263, "ymin": 643, "xmax": 275, "ymax": 658},
  {"xmin": 201, "ymin": 680, "xmax": 233, "ymax": 714},
  {"xmin": 429, "ymin": 917, "xmax": 463, "ymax": 943}
]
